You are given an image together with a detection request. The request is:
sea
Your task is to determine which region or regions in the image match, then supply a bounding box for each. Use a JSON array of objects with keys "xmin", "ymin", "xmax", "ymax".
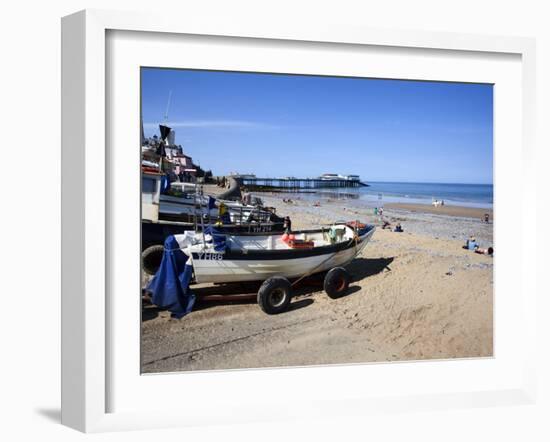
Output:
[{"xmin": 295, "ymin": 182, "xmax": 494, "ymax": 209}]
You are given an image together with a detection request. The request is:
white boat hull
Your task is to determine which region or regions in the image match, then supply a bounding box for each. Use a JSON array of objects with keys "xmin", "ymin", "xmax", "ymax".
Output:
[{"xmin": 189, "ymin": 227, "xmax": 374, "ymax": 284}]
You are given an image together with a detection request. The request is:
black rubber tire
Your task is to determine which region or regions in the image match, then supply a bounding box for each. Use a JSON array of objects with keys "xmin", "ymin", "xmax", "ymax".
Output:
[
  {"xmin": 257, "ymin": 276, "xmax": 292, "ymax": 315},
  {"xmin": 141, "ymin": 244, "xmax": 165, "ymax": 275},
  {"xmin": 324, "ymin": 267, "xmax": 350, "ymax": 299}
]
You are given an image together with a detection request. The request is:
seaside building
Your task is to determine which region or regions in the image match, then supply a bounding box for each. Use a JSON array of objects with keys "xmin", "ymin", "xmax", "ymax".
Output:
[
  {"xmin": 319, "ymin": 173, "xmax": 361, "ymax": 182},
  {"xmin": 140, "ymin": 121, "xmax": 215, "ymax": 183},
  {"xmin": 169, "ymin": 150, "xmax": 197, "ymax": 178},
  {"xmin": 167, "ymin": 129, "xmax": 176, "ymax": 146},
  {"xmin": 229, "ymin": 172, "xmax": 257, "ymax": 179}
]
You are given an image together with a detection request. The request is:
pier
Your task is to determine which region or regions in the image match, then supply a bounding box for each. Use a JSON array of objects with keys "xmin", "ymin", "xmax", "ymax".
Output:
[{"xmin": 238, "ymin": 177, "xmax": 369, "ymax": 191}]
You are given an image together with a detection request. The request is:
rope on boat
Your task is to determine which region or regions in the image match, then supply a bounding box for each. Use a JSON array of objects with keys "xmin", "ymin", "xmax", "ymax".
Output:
[
  {"xmin": 290, "ymin": 235, "xmax": 354, "ymax": 287},
  {"xmin": 290, "ymin": 251, "xmax": 339, "ymax": 287},
  {"xmin": 290, "ymin": 222, "xmax": 362, "ymax": 287}
]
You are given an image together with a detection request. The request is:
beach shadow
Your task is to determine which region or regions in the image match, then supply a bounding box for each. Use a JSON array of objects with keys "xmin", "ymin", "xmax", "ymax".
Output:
[
  {"xmin": 191, "ymin": 283, "xmax": 258, "ymax": 312},
  {"xmin": 142, "ymin": 304, "xmax": 161, "ymax": 321},
  {"xmin": 347, "ymin": 257, "xmax": 394, "ymax": 282},
  {"xmin": 193, "ymin": 296, "xmax": 256, "ymax": 312},
  {"xmin": 288, "ymin": 298, "xmax": 314, "ymax": 311},
  {"xmin": 190, "ymin": 258, "xmax": 395, "ymax": 310},
  {"xmin": 144, "ymin": 258, "xmax": 393, "ymax": 317},
  {"xmin": 318, "ymin": 284, "xmax": 362, "ymax": 300},
  {"xmin": 191, "ymin": 280, "xmax": 322, "ymax": 313}
]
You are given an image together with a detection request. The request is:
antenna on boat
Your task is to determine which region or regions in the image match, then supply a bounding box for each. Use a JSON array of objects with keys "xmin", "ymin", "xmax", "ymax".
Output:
[
  {"xmin": 157, "ymin": 90, "xmax": 173, "ymax": 174},
  {"xmin": 164, "ymin": 90, "xmax": 172, "ymax": 124},
  {"xmin": 198, "ymin": 186, "xmax": 207, "ymax": 247}
]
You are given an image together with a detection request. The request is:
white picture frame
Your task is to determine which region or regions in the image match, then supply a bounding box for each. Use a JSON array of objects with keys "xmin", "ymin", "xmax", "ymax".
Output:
[{"xmin": 61, "ymin": 9, "xmax": 538, "ymax": 433}]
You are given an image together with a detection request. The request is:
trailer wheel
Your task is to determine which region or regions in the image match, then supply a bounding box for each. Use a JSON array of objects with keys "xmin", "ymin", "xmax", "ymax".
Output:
[
  {"xmin": 324, "ymin": 267, "xmax": 350, "ymax": 299},
  {"xmin": 257, "ymin": 276, "xmax": 292, "ymax": 315},
  {"xmin": 141, "ymin": 245, "xmax": 165, "ymax": 275}
]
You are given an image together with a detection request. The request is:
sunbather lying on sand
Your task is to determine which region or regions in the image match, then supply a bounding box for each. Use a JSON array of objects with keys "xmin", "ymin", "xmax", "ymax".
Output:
[{"xmin": 474, "ymin": 246, "xmax": 494, "ymax": 256}]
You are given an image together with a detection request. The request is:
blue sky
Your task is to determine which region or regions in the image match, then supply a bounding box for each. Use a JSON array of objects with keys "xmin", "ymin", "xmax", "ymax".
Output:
[{"xmin": 141, "ymin": 68, "xmax": 493, "ymax": 184}]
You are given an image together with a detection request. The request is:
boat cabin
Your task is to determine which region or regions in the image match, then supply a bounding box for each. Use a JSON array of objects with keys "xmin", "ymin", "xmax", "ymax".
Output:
[{"xmin": 142, "ymin": 171, "xmax": 163, "ymax": 222}]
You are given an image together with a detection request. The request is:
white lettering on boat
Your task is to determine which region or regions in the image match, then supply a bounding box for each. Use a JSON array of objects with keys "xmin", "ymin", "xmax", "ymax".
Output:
[
  {"xmin": 197, "ymin": 252, "xmax": 224, "ymax": 261},
  {"xmin": 250, "ymin": 226, "xmax": 272, "ymax": 232}
]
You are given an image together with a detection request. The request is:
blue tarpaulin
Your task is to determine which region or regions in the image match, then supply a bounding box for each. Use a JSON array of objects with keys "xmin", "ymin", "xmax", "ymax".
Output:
[
  {"xmin": 203, "ymin": 225, "xmax": 227, "ymax": 252},
  {"xmin": 220, "ymin": 212, "xmax": 231, "ymax": 224},
  {"xmin": 146, "ymin": 228, "xmax": 227, "ymax": 318},
  {"xmin": 146, "ymin": 235, "xmax": 195, "ymax": 319},
  {"xmin": 208, "ymin": 196, "xmax": 216, "ymax": 210},
  {"xmin": 160, "ymin": 173, "xmax": 171, "ymax": 194}
]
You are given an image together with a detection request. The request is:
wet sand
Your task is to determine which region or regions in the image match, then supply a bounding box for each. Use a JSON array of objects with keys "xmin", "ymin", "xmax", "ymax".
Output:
[
  {"xmin": 385, "ymin": 203, "xmax": 492, "ymax": 220},
  {"xmin": 142, "ymin": 190, "xmax": 494, "ymax": 373}
]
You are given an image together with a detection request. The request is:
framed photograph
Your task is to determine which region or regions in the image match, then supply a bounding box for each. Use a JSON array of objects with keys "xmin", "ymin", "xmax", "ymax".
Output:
[{"xmin": 61, "ymin": 9, "xmax": 537, "ymax": 432}]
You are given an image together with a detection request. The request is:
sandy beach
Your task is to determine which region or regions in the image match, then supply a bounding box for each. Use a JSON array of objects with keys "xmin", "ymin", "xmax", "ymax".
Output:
[
  {"xmin": 142, "ymin": 188, "xmax": 493, "ymax": 373},
  {"xmin": 385, "ymin": 202, "xmax": 492, "ymax": 220}
]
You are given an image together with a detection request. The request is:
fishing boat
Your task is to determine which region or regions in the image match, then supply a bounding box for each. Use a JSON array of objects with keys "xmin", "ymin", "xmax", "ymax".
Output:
[
  {"xmin": 141, "ymin": 214, "xmax": 285, "ymax": 275},
  {"xmin": 143, "ymin": 171, "xmax": 279, "ymax": 224},
  {"xmin": 142, "ymin": 170, "xmax": 286, "ymax": 274},
  {"xmin": 146, "ymin": 222, "xmax": 375, "ymax": 317},
  {"xmin": 185, "ymin": 223, "xmax": 374, "ymax": 284},
  {"xmin": 159, "ymin": 192, "xmax": 274, "ymax": 224}
]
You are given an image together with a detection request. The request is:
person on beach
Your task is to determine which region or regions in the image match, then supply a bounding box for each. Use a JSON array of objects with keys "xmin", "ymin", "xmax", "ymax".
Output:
[
  {"xmin": 283, "ymin": 216, "xmax": 292, "ymax": 234},
  {"xmin": 464, "ymin": 236, "xmax": 477, "ymax": 250},
  {"xmin": 475, "ymin": 246, "xmax": 494, "ymax": 256},
  {"xmin": 483, "ymin": 213, "xmax": 490, "ymax": 223},
  {"xmin": 218, "ymin": 203, "xmax": 231, "ymax": 224},
  {"xmin": 394, "ymin": 223, "xmax": 403, "ymax": 232}
]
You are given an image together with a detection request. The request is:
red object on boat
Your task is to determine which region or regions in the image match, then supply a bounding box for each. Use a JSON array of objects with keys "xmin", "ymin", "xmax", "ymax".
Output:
[
  {"xmin": 141, "ymin": 166, "xmax": 162, "ymax": 174},
  {"xmin": 346, "ymin": 221, "xmax": 366, "ymax": 229},
  {"xmin": 287, "ymin": 239, "xmax": 314, "ymax": 249},
  {"xmin": 282, "ymin": 233, "xmax": 312, "ymax": 248}
]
